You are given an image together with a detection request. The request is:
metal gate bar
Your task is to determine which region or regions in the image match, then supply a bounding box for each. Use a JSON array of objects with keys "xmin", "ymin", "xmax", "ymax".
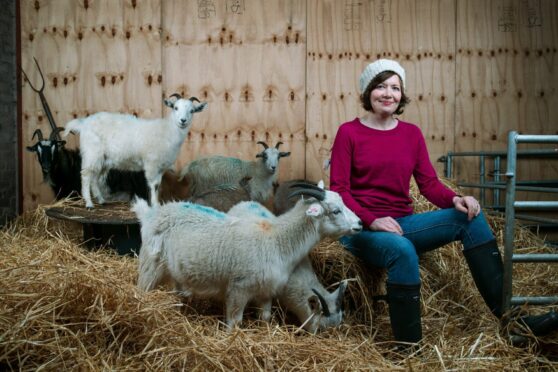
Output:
[{"xmin": 503, "ymin": 132, "xmax": 558, "ymax": 312}]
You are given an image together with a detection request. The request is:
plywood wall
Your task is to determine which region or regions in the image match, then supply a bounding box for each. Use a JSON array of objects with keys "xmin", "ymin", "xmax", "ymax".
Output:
[
  {"xmin": 20, "ymin": 0, "xmax": 558, "ymax": 211},
  {"xmin": 306, "ymin": 0, "xmax": 456, "ymax": 182},
  {"xmin": 454, "ymin": 0, "xmax": 558, "ymax": 203},
  {"xmin": 161, "ymin": 0, "xmax": 306, "ymax": 177}
]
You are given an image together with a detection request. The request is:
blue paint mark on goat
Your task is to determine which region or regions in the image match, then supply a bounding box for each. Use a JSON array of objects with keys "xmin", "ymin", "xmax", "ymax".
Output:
[
  {"xmin": 247, "ymin": 202, "xmax": 274, "ymax": 219},
  {"xmin": 181, "ymin": 202, "xmax": 226, "ymax": 219}
]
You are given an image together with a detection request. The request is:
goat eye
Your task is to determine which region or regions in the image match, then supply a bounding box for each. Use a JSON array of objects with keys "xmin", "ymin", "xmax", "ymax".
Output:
[{"xmin": 332, "ymin": 209, "xmax": 341, "ymax": 215}]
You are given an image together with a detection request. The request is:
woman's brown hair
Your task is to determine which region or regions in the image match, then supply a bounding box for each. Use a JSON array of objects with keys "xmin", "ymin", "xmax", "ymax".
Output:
[{"xmin": 360, "ymin": 71, "xmax": 410, "ymax": 115}]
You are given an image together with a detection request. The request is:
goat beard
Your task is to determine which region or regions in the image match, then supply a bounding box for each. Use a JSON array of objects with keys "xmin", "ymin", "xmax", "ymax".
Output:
[{"xmin": 43, "ymin": 171, "xmax": 55, "ymax": 187}]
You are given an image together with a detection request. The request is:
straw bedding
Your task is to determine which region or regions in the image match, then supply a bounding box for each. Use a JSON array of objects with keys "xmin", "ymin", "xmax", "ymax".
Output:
[{"xmin": 1, "ymin": 185, "xmax": 557, "ymax": 371}]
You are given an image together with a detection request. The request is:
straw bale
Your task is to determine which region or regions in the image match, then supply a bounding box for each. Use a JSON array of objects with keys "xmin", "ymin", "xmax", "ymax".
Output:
[{"xmin": 1, "ymin": 183, "xmax": 557, "ymax": 370}]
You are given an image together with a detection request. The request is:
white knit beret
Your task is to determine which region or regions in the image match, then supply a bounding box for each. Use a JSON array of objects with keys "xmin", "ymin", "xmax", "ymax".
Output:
[{"xmin": 359, "ymin": 59, "xmax": 406, "ymax": 93}]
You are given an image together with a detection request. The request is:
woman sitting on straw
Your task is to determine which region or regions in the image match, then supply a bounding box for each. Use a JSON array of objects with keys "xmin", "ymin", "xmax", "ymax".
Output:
[{"xmin": 330, "ymin": 58, "xmax": 558, "ymax": 348}]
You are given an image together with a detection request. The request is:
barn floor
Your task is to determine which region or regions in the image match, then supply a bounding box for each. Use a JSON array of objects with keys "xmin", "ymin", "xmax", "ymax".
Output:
[{"xmin": 1, "ymin": 200, "xmax": 557, "ymax": 371}]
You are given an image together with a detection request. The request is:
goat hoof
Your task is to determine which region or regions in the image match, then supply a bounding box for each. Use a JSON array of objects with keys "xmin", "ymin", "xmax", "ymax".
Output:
[{"xmin": 509, "ymin": 334, "xmax": 529, "ymax": 347}]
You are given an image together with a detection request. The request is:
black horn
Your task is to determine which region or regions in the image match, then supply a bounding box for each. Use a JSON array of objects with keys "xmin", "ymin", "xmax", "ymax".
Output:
[
  {"xmin": 257, "ymin": 141, "xmax": 269, "ymax": 149},
  {"xmin": 275, "ymin": 141, "xmax": 283, "ymax": 149},
  {"xmin": 189, "ymin": 96, "xmax": 200, "ymax": 103},
  {"xmin": 21, "ymin": 57, "xmax": 60, "ymax": 140},
  {"xmin": 287, "ymin": 188, "xmax": 325, "ymax": 201},
  {"xmin": 169, "ymin": 93, "xmax": 182, "ymax": 100},
  {"xmin": 288, "ymin": 182, "xmax": 322, "ymax": 192},
  {"xmin": 31, "ymin": 128, "xmax": 44, "ymax": 141},
  {"xmin": 49, "ymin": 127, "xmax": 65, "ymax": 141},
  {"xmin": 312, "ymin": 288, "xmax": 331, "ymax": 317},
  {"xmin": 19, "ymin": 57, "xmax": 45, "ymax": 93}
]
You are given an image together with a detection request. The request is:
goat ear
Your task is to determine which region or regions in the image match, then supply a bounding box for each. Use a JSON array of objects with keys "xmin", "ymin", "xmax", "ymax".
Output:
[
  {"xmin": 308, "ymin": 294, "xmax": 321, "ymax": 313},
  {"xmin": 317, "ymin": 180, "xmax": 325, "ymax": 189},
  {"xmin": 163, "ymin": 99, "xmax": 174, "ymax": 108},
  {"xmin": 306, "ymin": 203, "xmax": 324, "ymax": 217},
  {"xmin": 255, "ymin": 152, "xmax": 264, "ymax": 158},
  {"xmin": 192, "ymin": 102, "xmax": 207, "ymax": 113},
  {"xmin": 335, "ymin": 280, "xmax": 348, "ymax": 310},
  {"xmin": 239, "ymin": 176, "xmax": 252, "ymax": 187},
  {"xmin": 26, "ymin": 144, "xmax": 38, "ymax": 152},
  {"xmin": 279, "ymin": 151, "xmax": 291, "ymax": 158}
]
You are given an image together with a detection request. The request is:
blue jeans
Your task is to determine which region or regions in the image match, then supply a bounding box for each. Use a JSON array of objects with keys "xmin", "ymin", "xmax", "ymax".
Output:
[{"xmin": 339, "ymin": 209, "xmax": 495, "ymax": 285}]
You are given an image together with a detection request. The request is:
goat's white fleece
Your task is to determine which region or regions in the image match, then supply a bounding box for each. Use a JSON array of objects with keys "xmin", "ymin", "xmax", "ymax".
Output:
[{"xmin": 132, "ymin": 186, "xmax": 361, "ymax": 329}]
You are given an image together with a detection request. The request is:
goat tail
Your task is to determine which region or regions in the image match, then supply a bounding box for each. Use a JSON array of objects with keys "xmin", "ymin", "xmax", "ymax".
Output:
[
  {"xmin": 137, "ymin": 234, "xmax": 167, "ymax": 291},
  {"xmin": 131, "ymin": 197, "xmax": 157, "ymax": 251},
  {"xmin": 62, "ymin": 118, "xmax": 83, "ymax": 137},
  {"xmin": 133, "ymin": 198, "xmax": 167, "ymax": 291},
  {"xmin": 131, "ymin": 197, "xmax": 151, "ymax": 223}
]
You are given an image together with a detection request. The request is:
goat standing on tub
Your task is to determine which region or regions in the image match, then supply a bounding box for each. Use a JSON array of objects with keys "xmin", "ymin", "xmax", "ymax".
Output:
[
  {"xmin": 132, "ymin": 183, "xmax": 362, "ymax": 329},
  {"xmin": 26, "ymin": 127, "xmax": 149, "ymax": 201},
  {"xmin": 63, "ymin": 94, "xmax": 207, "ymax": 208}
]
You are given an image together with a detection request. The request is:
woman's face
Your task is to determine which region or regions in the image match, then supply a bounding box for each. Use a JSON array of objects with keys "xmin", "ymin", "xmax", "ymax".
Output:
[{"xmin": 369, "ymin": 74, "xmax": 402, "ymax": 116}]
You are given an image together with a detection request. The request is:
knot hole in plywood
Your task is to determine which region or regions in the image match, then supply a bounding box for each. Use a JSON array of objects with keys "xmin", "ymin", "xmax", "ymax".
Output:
[
  {"xmin": 263, "ymin": 87, "xmax": 278, "ymax": 102},
  {"xmin": 240, "ymin": 85, "xmax": 254, "ymax": 102}
]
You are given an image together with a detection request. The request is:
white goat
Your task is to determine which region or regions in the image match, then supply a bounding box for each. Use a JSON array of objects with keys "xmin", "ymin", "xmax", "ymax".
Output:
[
  {"xmin": 280, "ymin": 257, "xmax": 347, "ymax": 333},
  {"xmin": 178, "ymin": 141, "xmax": 290, "ymax": 203},
  {"xmin": 63, "ymin": 94, "xmax": 207, "ymax": 208},
  {"xmin": 228, "ymin": 196, "xmax": 348, "ymax": 333},
  {"xmin": 133, "ymin": 183, "xmax": 362, "ymax": 329}
]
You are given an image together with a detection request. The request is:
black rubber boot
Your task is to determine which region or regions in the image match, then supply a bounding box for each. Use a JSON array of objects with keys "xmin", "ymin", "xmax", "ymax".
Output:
[
  {"xmin": 516, "ymin": 311, "xmax": 558, "ymax": 337},
  {"xmin": 463, "ymin": 240, "xmax": 504, "ymax": 317},
  {"xmin": 464, "ymin": 240, "xmax": 558, "ymax": 337},
  {"xmin": 386, "ymin": 282, "xmax": 422, "ymax": 346}
]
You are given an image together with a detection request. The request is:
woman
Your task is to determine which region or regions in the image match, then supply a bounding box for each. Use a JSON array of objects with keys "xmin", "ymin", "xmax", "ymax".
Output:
[{"xmin": 330, "ymin": 59, "xmax": 557, "ymax": 346}]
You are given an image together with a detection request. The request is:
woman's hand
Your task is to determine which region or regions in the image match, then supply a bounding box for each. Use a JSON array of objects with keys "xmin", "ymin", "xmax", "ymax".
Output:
[
  {"xmin": 369, "ymin": 217, "xmax": 403, "ymax": 235},
  {"xmin": 453, "ymin": 195, "xmax": 481, "ymax": 221}
]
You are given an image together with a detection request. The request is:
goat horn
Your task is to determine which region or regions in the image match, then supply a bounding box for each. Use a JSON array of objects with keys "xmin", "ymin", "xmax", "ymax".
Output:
[
  {"xmin": 288, "ymin": 182, "xmax": 322, "ymax": 192},
  {"xmin": 312, "ymin": 288, "xmax": 331, "ymax": 317},
  {"xmin": 275, "ymin": 141, "xmax": 283, "ymax": 149},
  {"xmin": 189, "ymin": 96, "xmax": 200, "ymax": 103},
  {"xmin": 169, "ymin": 93, "xmax": 182, "ymax": 100},
  {"xmin": 20, "ymin": 57, "xmax": 45, "ymax": 93},
  {"xmin": 49, "ymin": 127, "xmax": 65, "ymax": 141},
  {"xmin": 287, "ymin": 188, "xmax": 325, "ymax": 201},
  {"xmin": 31, "ymin": 128, "xmax": 44, "ymax": 141},
  {"xmin": 257, "ymin": 141, "xmax": 269, "ymax": 149}
]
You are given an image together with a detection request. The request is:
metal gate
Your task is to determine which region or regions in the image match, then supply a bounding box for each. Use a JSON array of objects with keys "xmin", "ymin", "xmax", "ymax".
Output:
[{"xmin": 502, "ymin": 132, "xmax": 558, "ymax": 312}]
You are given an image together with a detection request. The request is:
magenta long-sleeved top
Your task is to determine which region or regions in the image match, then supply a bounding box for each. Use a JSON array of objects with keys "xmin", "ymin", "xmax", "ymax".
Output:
[{"xmin": 330, "ymin": 118, "xmax": 457, "ymax": 228}]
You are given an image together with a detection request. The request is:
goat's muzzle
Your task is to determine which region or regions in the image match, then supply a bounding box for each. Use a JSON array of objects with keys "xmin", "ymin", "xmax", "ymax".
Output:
[{"xmin": 351, "ymin": 220, "xmax": 363, "ymax": 233}]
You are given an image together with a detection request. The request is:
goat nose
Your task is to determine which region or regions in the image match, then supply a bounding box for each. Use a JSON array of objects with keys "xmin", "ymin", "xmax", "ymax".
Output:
[{"xmin": 352, "ymin": 221, "xmax": 363, "ymax": 232}]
